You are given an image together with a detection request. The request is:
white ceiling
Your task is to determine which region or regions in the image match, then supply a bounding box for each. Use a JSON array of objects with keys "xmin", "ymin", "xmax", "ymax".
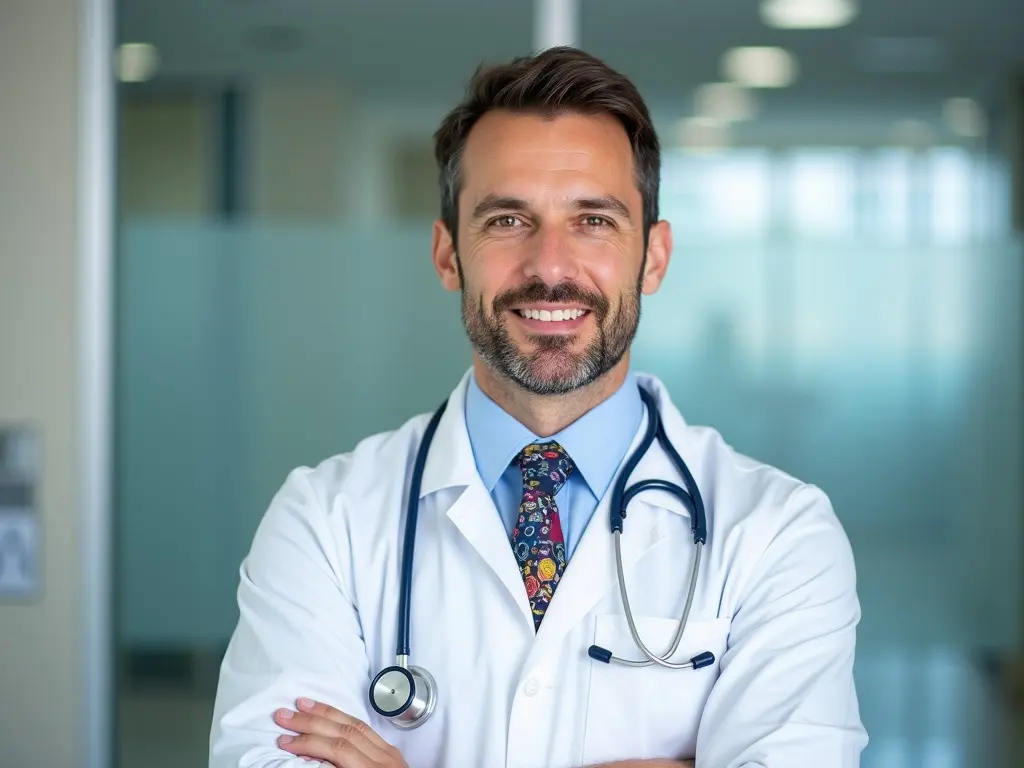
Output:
[{"xmin": 119, "ymin": 0, "xmax": 1024, "ymax": 133}]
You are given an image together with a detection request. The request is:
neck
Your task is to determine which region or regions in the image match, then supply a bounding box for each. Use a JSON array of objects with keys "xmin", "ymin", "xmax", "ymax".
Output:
[{"xmin": 472, "ymin": 357, "xmax": 630, "ymax": 437}]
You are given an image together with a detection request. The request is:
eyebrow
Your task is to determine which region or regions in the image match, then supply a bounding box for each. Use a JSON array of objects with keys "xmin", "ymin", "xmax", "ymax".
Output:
[
  {"xmin": 470, "ymin": 194, "xmax": 633, "ymax": 222},
  {"xmin": 572, "ymin": 195, "xmax": 632, "ymax": 222}
]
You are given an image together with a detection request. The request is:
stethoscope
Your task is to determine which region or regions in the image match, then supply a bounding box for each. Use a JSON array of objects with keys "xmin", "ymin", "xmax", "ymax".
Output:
[{"xmin": 368, "ymin": 385, "xmax": 715, "ymax": 730}]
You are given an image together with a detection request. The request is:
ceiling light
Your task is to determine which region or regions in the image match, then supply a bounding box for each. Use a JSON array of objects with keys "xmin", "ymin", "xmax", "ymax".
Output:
[
  {"xmin": 722, "ymin": 47, "xmax": 798, "ymax": 88},
  {"xmin": 943, "ymin": 97, "xmax": 986, "ymax": 138},
  {"xmin": 760, "ymin": 0, "xmax": 858, "ymax": 29},
  {"xmin": 116, "ymin": 43, "xmax": 159, "ymax": 83},
  {"xmin": 694, "ymin": 83, "xmax": 758, "ymax": 123}
]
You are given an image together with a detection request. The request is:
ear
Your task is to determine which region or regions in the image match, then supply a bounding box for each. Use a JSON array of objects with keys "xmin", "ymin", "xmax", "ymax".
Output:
[
  {"xmin": 641, "ymin": 219, "xmax": 672, "ymax": 295},
  {"xmin": 432, "ymin": 219, "xmax": 461, "ymax": 291}
]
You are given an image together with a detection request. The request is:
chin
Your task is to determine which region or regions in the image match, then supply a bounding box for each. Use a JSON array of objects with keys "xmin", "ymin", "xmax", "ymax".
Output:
[{"xmin": 516, "ymin": 351, "xmax": 599, "ymax": 395}]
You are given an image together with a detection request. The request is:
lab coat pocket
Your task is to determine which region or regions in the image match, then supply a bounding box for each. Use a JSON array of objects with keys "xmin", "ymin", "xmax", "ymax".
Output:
[{"xmin": 582, "ymin": 615, "xmax": 730, "ymax": 764}]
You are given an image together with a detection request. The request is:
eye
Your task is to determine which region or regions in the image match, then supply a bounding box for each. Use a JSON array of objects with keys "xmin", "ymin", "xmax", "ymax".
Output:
[
  {"xmin": 489, "ymin": 215, "xmax": 524, "ymax": 229},
  {"xmin": 582, "ymin": 215, "xmax": 612, "ymax": 229}
]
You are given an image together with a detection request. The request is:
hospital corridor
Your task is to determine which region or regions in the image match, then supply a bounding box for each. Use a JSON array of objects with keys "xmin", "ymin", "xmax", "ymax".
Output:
[{"xmin": 2, "ymin": 0, "xmax": 1024, "ymax": 766}]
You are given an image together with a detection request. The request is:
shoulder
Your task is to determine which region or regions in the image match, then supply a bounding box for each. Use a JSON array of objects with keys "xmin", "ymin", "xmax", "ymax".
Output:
[
  {"xmin": 696, "ymin": 423, "xmax": 843, "ymax": 542},
  {"xmin": 638, "ymin": 373, "xmax": 855, "ymax": 600},
  {"xmin": 680, "ymin": 424, "xmax": 858, "ymax": 627},
  {"xmin": 704, "ymin": 427, "xmax": 855, "ymax": 603}
]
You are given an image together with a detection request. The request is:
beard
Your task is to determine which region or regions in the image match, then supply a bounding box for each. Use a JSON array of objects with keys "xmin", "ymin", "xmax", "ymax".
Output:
[{"xmin": 459, "ymin": 264, "xmax": 642, "ymax": 396}]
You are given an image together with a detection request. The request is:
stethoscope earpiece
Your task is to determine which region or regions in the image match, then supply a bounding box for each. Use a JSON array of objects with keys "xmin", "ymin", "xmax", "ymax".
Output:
[{"xmin": 588, "ymin": 645, "xmax": 716, "ymax": 669}]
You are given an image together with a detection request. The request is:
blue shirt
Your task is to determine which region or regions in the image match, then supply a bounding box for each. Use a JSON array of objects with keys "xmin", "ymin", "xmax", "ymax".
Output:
[{"xmin": 463, "ymin": 372, "xmax": 644, "ymax": 559}]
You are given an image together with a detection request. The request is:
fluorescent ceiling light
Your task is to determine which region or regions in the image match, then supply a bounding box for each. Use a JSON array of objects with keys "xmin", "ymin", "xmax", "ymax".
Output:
[
  {"xmin": 761, "ymin": 0, "xmax": 858, "ymax": 29},
  {"xmin": 116, "ymin": 43, "xmax": 160, "ymax": 83},
  {"xmin": 722, "ymin": 47, "xmax": 798, "ymax": 88},
  {"xmin": 694, "ymin": 82, "xmax": 758, "ymax": 123},
  {"xmin": 943, "ymin": 97, "xmax": 986, "ymax": 138}
]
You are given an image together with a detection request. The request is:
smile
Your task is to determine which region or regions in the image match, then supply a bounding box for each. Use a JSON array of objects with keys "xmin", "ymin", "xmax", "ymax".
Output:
[{"xmin": 516, "ymin": 308, "xmax": 589, "ymax": 322}]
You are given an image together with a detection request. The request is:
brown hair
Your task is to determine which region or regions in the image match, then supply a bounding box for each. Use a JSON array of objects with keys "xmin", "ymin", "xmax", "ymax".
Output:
[{"xmin": 433, "ymin": 46, "xmax": 661, "ymax": 247}]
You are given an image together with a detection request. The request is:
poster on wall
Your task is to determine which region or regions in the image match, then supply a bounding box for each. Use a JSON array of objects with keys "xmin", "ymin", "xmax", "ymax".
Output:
[{"xmin": 0, "ymin": 425, "xmax": 39, "ymax": 600}]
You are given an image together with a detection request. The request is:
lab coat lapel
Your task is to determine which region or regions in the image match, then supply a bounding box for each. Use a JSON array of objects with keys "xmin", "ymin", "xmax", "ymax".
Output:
[
  {"xmin": 419, "ymin": 370, "xmax": 534, "ymax": 629},
  {"xmin": 444, "ymin": 481, "xmax": 534, "ymax": 628},
  {"xmin": 526, "ymin": 395, "xmax": 687, "ymax": 662}
]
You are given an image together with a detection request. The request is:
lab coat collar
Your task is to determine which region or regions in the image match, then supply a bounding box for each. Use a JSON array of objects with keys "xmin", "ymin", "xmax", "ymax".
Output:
[
  {"xmin": 418, "ymin": 368, "xmax": 479, "ymax": 499},
  {"xmin": 624, "ymin": 372, "xmax": 696, "ymax": 521},
  {"xmin": 419, "ymin": 369, "xmax": 536, "ymax": 627},
  {"xmin": 419, "ymin": 369, "xmax": 696, "ymax": 512}
]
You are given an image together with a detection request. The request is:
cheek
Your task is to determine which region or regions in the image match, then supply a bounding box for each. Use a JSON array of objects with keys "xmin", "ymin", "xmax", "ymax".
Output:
[
  {"xmin": 579, "ymin": 238, "xmax": 639, "ymax": 282},
  {"xmin": 582, "ymin": 262, "xmax": 634, "ymax": 303},
  {"xmin": 470, "ymin": 270, "xmax": 528, "ymax": 307}
]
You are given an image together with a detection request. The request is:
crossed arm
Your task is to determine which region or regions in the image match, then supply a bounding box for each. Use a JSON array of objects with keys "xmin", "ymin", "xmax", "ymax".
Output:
[{"xmin": 272, "ymin": 696, "xmax": 693, "ymax": 768}]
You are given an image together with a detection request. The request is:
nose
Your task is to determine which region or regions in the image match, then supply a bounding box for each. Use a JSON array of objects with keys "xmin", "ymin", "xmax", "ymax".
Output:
[{"xmin": 522, "ymin": 224, "xmax": 578, "ymax": 286}]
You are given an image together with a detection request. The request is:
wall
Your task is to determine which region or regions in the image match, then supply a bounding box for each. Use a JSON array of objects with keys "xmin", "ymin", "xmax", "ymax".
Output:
[
  {"xmin": 251, "ymin": 79, "xmax": 348, "ymax": 219},
  {"xmin": 119, "ymin": 92, "xmax": 211, "ymax": 217},
  {"xmin": 0, "ymin": 0, "xmax": 84, "ymax": 765}
]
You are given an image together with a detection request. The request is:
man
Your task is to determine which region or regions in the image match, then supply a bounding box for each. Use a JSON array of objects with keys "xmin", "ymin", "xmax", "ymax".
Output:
[{"xmin": 210, "ymin": 47, "xmax": 867, "ymax": 767}]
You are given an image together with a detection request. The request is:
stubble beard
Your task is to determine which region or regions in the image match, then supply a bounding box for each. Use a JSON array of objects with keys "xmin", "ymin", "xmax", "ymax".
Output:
[{"xmin": 459, "ymin": 264, "xmax": 643, "ymax": 397}]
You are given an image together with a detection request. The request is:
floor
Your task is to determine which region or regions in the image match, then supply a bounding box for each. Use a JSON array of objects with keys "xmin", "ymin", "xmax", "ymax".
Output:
[{"xmin": 117, "ymin": 649, "xmax": 1024, "ymax": 768}]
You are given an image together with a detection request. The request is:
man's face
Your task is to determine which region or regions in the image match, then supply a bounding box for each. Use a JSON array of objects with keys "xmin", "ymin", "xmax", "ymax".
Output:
[{"xmin": 432, "ymin": 110, "xmax": 671, "ymax": 396}]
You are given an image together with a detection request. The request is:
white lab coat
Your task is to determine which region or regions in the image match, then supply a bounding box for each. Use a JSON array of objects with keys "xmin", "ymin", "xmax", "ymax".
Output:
[{"xmin": 209, "ymin": 371, "xmax": 867, "ymax": 768}]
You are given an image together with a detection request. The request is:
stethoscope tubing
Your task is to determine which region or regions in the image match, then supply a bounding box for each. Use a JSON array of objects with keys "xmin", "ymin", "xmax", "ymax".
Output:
[
  {"xmin": 608, "ymin": 534, "xmax": 703, "ymax": 668},
  {"xmin": 396, "ymin": 400, "xmax": 447, "ymax": 659}
]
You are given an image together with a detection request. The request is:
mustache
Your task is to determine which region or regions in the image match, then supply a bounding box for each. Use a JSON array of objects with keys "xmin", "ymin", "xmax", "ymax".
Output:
[{"xmin": 492, "ymin": 281, "xmax": 609, "ymax": 316}]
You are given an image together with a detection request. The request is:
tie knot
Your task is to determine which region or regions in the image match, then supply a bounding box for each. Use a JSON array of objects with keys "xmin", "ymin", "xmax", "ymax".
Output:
[{"xmin": 515, "ymin": 441, "xmax": 575, "ymax": 496}]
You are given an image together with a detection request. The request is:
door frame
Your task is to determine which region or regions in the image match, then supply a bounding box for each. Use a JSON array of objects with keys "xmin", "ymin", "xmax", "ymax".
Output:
[{"xmin": 79, "ymin": 0, "xmax": 115, "ymax": 764}]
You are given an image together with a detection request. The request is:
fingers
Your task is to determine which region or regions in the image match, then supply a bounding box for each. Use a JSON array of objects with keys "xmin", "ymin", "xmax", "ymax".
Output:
[
  {"xmin": 278, "ymin": 732, "xmax": 379, "ymax": 767},
  {"xmin": 274, "ymin": 707, "xmax": 350, "ymax": 741},
  {"xmin": 274, "ymin": 699, "xmax": 404, "ymax": 767},
  {"xmin": 300, "ymin": 699, "xmax": 397, "ymax": 753}
]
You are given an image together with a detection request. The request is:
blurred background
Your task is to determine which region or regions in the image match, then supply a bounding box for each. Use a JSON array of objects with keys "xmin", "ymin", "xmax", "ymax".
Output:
[{"xmin": 2, "ymin": 0, "xmax": 1024, "ymax": 766}]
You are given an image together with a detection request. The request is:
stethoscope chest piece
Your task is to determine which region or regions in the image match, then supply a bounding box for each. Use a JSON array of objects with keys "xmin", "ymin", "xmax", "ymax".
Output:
[{"xmin": 369, "ymin": 664, "xmax": 437, "ymax": 729}]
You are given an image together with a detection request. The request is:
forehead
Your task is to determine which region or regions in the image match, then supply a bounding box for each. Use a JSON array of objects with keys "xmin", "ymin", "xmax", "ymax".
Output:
[{"xmin": 459, "ymin": 110, "xmax": 637, "ymax": 201}]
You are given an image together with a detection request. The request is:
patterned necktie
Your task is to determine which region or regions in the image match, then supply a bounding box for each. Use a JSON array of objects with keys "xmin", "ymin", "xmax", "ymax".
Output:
[{"xmin": 511, "ymin": 441, "xmax": 575, "ymax": 630}]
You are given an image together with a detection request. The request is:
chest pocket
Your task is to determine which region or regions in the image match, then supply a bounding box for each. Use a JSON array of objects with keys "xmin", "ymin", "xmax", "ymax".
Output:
[{"xmin": 582, "ymin": 615, "xmax": 731, "ymax": 765}]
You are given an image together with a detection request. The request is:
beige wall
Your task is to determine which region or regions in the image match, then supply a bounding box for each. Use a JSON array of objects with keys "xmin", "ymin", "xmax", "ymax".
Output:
[{"xmin": 0, "ymin": 0, "xmax": 84, "ymax": 765}]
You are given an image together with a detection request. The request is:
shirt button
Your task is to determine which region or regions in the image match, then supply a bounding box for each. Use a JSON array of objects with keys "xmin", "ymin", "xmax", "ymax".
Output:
[{"xmin": 523, "ymin": 678, "xmax": 540, "ymax": 697}]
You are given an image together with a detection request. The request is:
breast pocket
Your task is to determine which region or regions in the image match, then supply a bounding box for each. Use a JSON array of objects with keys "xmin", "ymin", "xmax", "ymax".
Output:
[{"xmin": 582, "ymin": 615, "xmax": 730, "ymax": 765}]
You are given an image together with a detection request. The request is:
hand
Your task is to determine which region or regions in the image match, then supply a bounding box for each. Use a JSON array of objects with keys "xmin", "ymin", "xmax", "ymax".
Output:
[
  {"xmin": 274, "ymin": 698, "xmax": 409, "ymax": 767},
  {"xmin": 590, "ymin": 761, "xmax": 694, "ymax": 768}
]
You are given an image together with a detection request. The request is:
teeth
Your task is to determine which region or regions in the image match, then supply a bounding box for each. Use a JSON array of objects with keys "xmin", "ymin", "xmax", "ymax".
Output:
[{"xmin": 518, "ymin": 308, "xmax": 586, "ymax": 321}]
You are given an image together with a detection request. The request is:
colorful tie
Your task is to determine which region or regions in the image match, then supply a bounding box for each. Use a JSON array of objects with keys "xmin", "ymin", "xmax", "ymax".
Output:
[{"xmin": 511, "ymin": 441, "xmax": 575, "ymax": 630}]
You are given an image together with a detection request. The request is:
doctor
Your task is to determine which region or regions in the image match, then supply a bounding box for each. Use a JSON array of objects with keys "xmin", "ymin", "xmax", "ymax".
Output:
[{"xmin": 210, "ymin": 46, "xmax": 867, "ymax": 768}]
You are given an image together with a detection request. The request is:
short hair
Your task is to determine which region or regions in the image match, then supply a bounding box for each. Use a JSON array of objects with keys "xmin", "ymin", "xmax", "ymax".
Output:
[{"xmin": 433, "ymin": 46, "xmax": 661, "ymax": 246}]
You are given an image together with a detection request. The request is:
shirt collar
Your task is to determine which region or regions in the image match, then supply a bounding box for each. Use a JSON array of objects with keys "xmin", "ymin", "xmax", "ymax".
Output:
[{"xmin": 464, "ymin": 371, "xmax": 644, "ymax": 500}]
